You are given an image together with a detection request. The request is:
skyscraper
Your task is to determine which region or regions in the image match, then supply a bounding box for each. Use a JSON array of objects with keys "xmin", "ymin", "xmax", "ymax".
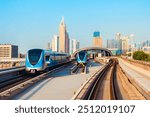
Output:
[
  {"xmin": 146, "ymin": 40, "xmax": 150, "ymax": 46},
  {"xmin": 70, "ymin": 39, "xmax": 80, "ymax": 54},
  {"xmin": 106, "ymin": 39, "xmax": 122, "ymax": 55},
  {"xmin": 59, "ymin": 17, "xmax": 69, "ymax": 53},
  {"xmin": 121, "ymin": 36, "xmax": 129, "ymax": 54},
  {"xmin": 115, "ymin": 33, "xmax": 121, "ymax": 40},
  {"xmin": 52, "ymin": 35, "xmax": 59, "ymax": 52},
  {"xmin": 93, "ymin": 31, "xmax": 102, "ymax": 47}
]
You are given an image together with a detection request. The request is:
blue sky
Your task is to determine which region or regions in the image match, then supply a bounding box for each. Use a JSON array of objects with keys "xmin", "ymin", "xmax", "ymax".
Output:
[{"xmin": 0, "ymin": 0, "xmax": 150, "ymax": 53}]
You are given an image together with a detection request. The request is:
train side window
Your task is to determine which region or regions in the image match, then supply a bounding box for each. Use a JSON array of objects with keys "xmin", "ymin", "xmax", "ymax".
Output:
[
  {"xmin": 45, "ymin": 55, "xmax": 50, "ymax": 61},
  {"xmin": 56, "ymin": 55, "xmax": 60, "ymax": 60}
]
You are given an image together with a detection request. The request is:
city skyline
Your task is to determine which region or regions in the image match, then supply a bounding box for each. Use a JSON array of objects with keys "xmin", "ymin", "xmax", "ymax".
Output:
[{"xmin": 0, "ymin": 0, "xmax": 150, "ymax": 53}]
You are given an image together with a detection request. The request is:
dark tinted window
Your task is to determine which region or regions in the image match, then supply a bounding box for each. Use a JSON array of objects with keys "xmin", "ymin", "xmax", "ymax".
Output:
[
  {"xmin": 28, "ymin": 49, "xmax": 42, "ymax": 65},
  {"xmin": 79, "ymin": 52, "xmax": 86, "ymax": 60},
  {"xmin": 45, "ymin": 55, "xmax": 50, "ymax": 61}
]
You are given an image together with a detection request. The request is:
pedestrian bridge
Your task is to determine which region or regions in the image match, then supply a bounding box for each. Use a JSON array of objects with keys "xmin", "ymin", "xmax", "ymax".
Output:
[{"xmin": 72, "ymin": 47, "xmax": 112, "ymax": 57}]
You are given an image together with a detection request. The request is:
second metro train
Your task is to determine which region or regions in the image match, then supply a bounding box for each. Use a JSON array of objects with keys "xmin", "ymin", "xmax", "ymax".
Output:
[
  {"xmin": 25, "ymin": 49, "xmax": 70, "ymax": 73},
  {"xmin": 76, "ymin": 51, "xmax": 87, "ymax": 65}
]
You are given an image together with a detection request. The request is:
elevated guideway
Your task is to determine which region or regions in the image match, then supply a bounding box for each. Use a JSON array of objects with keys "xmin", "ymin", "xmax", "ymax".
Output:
[
  {"xmin": 72, "ymin": 58, "xmax": 146, "ymax": 100},
  {"xmin": 0, "ymin": 58, "xmax": 25, "ymax": 69},
  {"xmin": 13, "ymin": 61, "xmax": 103, "ymax": 100},
  {"xmin": 0, "ymin": 66, "xmax": 25, "ymax": 83},
  {"xmin": 118, "ymin": 58, "xmax": 150, "ymax": 99},
  {"xmin": 0, "ymin": 61, "xmax": 74, "ymax": 99}
]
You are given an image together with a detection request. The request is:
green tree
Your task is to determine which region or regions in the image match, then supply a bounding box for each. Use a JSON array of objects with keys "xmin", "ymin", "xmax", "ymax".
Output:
[
  {"xmin": 146, "ymin": 54, "xmax": 150, "ymax": 61},
  {"xmin": 133, "ymin": 51, "xmax": 149, "ymax": 61}
]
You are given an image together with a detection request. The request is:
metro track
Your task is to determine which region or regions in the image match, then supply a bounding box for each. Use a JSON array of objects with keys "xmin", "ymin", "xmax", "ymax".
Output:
[
  {"xmin": 82, "ymin": 59, "xmax": 114, "ymax": 100},
  {"xmin": 73, "ymin": 58, "xmax": 146, "ymax": 100},
  {"xmin": 71, "ymin": 62, "xmax": 89, "ymax": 74},
  {"xmin": 0, "ymin": 74, "xmax": 31, "ymax": 92},
  {"xmin": 0, "ymin": 61, "xmax": 73, "ymax": 99}
]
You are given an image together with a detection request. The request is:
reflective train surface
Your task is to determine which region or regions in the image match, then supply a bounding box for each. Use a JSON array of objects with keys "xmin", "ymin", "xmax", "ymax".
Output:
[
  {"xmin": 76, "ymin": 51, "xmax": 87, "ymax": 65},
  {"xmin": 25, "ymin": 49, "xmax": 69, "ymax": 73}
]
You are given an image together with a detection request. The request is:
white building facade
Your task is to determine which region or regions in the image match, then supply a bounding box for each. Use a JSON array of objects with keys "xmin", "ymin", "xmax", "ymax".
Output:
[
  {"xmin": 70, "ymin": 39, "xmax": 80, "ymax": 54},
  {"xmin": 52, "ymin": 35, "xmax": 59, "ymax": 52}
]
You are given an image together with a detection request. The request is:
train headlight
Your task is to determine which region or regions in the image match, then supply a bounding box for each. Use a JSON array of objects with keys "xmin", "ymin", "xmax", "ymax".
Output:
[{"xmin": 30, "ymin": 69, "xmax": 36, "ymax": 73}]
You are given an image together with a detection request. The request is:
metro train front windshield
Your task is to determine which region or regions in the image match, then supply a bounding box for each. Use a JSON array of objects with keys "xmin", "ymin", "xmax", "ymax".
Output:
[
  {"xmin": 28, "ymin": 49, "xmax": 42, "ymax": 65},
  {"xmin": 79, "ymin": 52, "xmax": 86, "ymax": 60}
]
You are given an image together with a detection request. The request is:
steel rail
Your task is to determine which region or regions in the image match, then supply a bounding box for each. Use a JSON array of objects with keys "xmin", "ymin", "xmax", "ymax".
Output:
[
  {"xmin": 0, "ymin": 61, "xmax": 73, "ymax": 100},
  {"xmin": 110, "ymin": 59, "xmax": 118, "ymax": 100},
  {"xmin": 82, "ymin": 60, "xmax": 113, "ymax": 100}
]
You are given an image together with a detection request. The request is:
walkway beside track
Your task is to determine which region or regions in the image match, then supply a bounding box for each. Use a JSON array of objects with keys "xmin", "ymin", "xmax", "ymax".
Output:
[
  {"xmin": 13, "ymin": 61, "xmax": 103, "ymax": 100},
  {"xmin": 118, "ymin": 58, "xmax": 150, "ymax": 98}
]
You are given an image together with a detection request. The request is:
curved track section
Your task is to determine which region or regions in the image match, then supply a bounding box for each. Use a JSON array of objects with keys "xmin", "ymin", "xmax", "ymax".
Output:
[{"xmin": 73, "ymin": 59, "xmax": 146, "ymax": 100}]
